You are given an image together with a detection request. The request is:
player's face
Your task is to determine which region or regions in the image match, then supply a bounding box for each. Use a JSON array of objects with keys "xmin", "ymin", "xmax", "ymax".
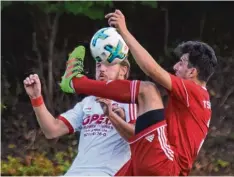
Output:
[
  {"xmin": 173, "ymin": 53, "xmax": 194, "ymax": 79},
  {"xmin": 95, "ymin": 62, "xmax": 121, "ymax": 81}
]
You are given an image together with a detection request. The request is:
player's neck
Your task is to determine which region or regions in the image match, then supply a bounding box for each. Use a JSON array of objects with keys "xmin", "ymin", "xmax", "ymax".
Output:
[{"xmin": 191, "ymin": 78, "xmax": 207, "ymax": 88}]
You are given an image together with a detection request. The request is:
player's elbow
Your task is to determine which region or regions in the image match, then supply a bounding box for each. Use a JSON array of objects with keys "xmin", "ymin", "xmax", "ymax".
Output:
[
  {"xmin": 44, "ymin": 119, "xmax": 69, "ymax": 139},
  {"xmin": 127, "ymin": 132, "xmax": 134, "ymax": 140},
  {"xmin": 124, "ymin": 126, "xmax": 135, "ymax": 140},
  {"xmin": 124, "ymin": 133, "xmax": 134, "ymax": 142},
  {"xmin": 44, "ymin": 132, "xmax": 57, "ymax": 139},
  {"xmin": 43, "ymin": 128, "xmax": 60, "ymax": 139},
  {"xmin": 45, "ymin": 134, "xmax": 53, "ymax": 139},
  {"xmin": 45, "ymin": 133, "xmax": 54, "ymax": 139}
]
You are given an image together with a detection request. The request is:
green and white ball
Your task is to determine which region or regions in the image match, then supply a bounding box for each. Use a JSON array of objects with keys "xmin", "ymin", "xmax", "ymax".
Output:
[{"xmin": 90, "ymin": 27, "xmax": 129, "ymax": 65}]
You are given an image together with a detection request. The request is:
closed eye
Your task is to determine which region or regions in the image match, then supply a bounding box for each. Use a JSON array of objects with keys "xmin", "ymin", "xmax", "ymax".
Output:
[
  {"xmin": 96, "ymin": 63, "xmax": 101, "ymax": 68},
  {"xmin": 179, "ymin": 60, "xmax": 183, "ymax": 66}
]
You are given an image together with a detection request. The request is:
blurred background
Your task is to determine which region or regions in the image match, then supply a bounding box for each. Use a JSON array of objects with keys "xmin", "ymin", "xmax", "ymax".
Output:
[{"xmin": 1, "ymin": 1, "xmax": 234, "ymax": 176}]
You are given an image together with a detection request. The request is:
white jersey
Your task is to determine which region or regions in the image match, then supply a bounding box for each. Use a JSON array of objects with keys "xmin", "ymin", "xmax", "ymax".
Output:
[{"xmin": 58, "ymin": 96, "xmax": 137, "ymax": 176}]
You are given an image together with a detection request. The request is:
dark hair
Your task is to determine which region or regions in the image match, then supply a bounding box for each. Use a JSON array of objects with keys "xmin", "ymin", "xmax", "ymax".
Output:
[{"xmin": 175, "ymin": 41, "xmax": 218, "ymax": 82}]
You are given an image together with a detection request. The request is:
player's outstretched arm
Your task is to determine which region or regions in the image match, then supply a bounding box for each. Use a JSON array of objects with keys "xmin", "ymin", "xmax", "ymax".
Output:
[
  {"xmin": 23, "ymin": 74, "xmax": 69, "ymax": 139},
  {"xmin": 97, "ymin": 98, "xmax": 135, "ymax": 141},
  {"xmin": 105, "ymin": 10, "xmax": 172, "ymax": 90}
]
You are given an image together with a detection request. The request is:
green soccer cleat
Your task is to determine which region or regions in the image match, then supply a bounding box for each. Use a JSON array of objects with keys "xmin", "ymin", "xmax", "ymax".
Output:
[{"xmin": 60, "ymin": 45, "xmax": 85, "ymax": 93}]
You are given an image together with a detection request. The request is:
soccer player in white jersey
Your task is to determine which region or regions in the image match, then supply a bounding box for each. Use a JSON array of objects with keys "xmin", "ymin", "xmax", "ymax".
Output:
[{"xmin": 23, "ymin": 49, "xmax": 137, "ymax": 176}]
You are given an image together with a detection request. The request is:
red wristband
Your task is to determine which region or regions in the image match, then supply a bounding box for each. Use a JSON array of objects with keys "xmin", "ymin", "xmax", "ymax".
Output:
[{"xmin": 30, "ymin": 96, "xmax": 44, "ymax": 107}]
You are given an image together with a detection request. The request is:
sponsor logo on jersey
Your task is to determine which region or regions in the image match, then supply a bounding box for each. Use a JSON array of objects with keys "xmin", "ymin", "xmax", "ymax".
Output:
[
  {"xmin": 83, "ymin": 107, "xmax": 92, "ymax": 113},
  {"xmin": 82, "ymin": 114, "xmax": 112, "ymax": 125}
]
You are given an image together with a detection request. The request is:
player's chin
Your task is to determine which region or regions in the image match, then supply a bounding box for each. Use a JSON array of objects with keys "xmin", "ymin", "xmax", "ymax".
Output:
[
  {"xmin": 175, "ymin": 72, "xmax": 180, "ymax": 77},
  {"xmin": 175, "ymin": 73, "xmax": 186, "ymax": 79},
  {"xmin": 99, "ymin": 77, "xmax": 108, "ymax": 81}
]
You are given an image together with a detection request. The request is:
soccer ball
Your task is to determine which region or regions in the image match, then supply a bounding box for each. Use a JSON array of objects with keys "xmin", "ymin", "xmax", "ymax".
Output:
[{"xmin": 90, "ymin": 27, "xmax": 129, "ymax": 65}]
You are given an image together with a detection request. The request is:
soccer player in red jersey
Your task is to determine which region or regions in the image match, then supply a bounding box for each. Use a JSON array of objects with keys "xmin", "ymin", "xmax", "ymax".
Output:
[{"xmin": 60, "ymin": 10, "xmax": 217, "ymax": 176}]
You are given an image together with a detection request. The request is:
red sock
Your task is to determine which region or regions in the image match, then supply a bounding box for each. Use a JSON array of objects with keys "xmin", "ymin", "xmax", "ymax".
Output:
[{"xmin": 72, "ymin": 76, "xmax": 140, "ymax": 104}]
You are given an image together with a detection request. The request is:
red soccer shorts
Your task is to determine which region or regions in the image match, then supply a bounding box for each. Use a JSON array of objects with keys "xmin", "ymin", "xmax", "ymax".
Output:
[{"xmin": 115, "ymin": 120, "xmax": 181, "ymax": 176}]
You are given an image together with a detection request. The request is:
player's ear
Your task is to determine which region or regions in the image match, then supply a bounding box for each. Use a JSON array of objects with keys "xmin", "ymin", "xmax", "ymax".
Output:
[
  {"xmin": 120, "ymin": 65, "xmax": 128, "ymax": 78},
  {"xmin": 189, "ymin": 68, "xmax": 198, "ymax": 79}
]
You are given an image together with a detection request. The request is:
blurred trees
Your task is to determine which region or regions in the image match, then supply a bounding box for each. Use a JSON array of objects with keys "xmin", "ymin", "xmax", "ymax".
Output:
[
  {"xmin": 1, "ymin": 1, "xmax": 234, "ymax": 176},
  {"xmin": 2, "ymin": 1, "xmax": 114, "ymax": 114}
]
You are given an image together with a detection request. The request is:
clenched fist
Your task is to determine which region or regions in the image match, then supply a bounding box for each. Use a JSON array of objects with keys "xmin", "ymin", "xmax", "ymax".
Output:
[{"xmin": 23, "ymin": 74, "xmax": 41, "ymax": 99}]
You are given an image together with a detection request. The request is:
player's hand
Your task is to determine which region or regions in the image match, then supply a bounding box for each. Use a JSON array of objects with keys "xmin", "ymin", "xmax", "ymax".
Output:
[
  {"xmin": 105, "ymin": 9, "xmax": 128, "ymax": 34},
  {"xmin": 23, "ymin": 74, "xmax": 42, "ymax": 99},
  {"xmin": 112, "ymin": 107, "xmax": 125, "ymax": 120},
  {"xmin": 96, "ymin": 98, "xmax": 113, "ymax": 116}
]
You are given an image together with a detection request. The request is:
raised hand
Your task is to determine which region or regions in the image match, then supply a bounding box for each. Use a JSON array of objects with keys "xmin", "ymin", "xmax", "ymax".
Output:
[
  {"xmin": 96, "ymin": 97, "xmax": 126, "ymax": 120},
  {"xmin": 105, "ymin": 9, "xmax": 128, "ymax": 34},
  {"xmin": 96, "ymin": 97, "xmax": 113, "ymax": 116},
  {"xmin": 23, "ymin": 74, "xmax": 42, "ymax": 99},
  {"xmin": 112, "ymin": 106, "xmax": 125, "ymax": 120}
]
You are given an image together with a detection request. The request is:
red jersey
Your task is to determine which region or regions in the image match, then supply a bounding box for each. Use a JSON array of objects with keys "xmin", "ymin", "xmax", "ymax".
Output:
[{"xmin": 166, "ymin": 74, "xmax": 211, "ymax": 175}]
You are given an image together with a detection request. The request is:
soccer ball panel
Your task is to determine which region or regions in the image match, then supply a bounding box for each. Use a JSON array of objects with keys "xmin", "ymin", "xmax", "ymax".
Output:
[{"xmin": 90, "ymin": 27, "xmax": 129, "ymax": 65}]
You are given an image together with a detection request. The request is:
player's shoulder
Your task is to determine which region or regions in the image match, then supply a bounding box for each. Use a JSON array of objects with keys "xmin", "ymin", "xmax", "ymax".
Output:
[
  {"xmin": 114, "ymin": 100, "xmax": 132, "ymax": 108},
  {"xmin": 170, "ymin": 74, "xmax": 193, "ymax": 85},
  {"xmin": 171, "ymin": 74, "xmax": 209, "ymax": 95},
  {"xmin": 183, "ymin": 79, "xmax": 210, "ymax": 99},
  {"xmin": 72, "ymin": 96, "xmax": 96, "ymax": 109},
  {"xmin": 81, "ymin": 96, "xmax": 96, "ymax": 103},
  {"xmin": 171, "ymin": 74, "xmax": 203, "ymax": 89}
]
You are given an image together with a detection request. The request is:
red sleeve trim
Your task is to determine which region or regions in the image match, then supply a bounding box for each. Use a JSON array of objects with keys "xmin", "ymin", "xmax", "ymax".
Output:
[
  {"xmin": 128, "ymin": 120, "xmax": 136, "ymax": 124},
  {"xmin": 130, "ymin": 80, "xmax": 140, "ymax": 104},
  {"xmin": 128, "ymin": 104, "xmax": 132, "ymax": 123},
  {"xmin": 58, "ymin": 116, "xmax": 74, "ymax": 134},
  {"xmin": 128, "ymin": 104, "xmax": 137, "ymax": 124}
]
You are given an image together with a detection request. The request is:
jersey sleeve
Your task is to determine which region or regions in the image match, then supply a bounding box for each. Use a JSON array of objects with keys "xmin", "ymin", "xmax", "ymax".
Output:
[
  {"xmin": 169, "ymin": 74, "xmax": 195, "ymax": 107},
  {"xmin": 123, "ymin": 103, "xmax": 137, "ymax": 124},
  {"xmin": 58, "ymin": 102, "xmax": 84, "ymax": 134}
]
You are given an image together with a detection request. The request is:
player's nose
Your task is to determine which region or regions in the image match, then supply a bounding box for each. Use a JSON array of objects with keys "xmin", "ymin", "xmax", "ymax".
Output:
[
  {"xmin": 100, "ymin": 63, "xmax": 107, "ymax": 71},
  {"xmin": 173, "ymin": 63, "xmax": 178, "ymax": 71}
]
